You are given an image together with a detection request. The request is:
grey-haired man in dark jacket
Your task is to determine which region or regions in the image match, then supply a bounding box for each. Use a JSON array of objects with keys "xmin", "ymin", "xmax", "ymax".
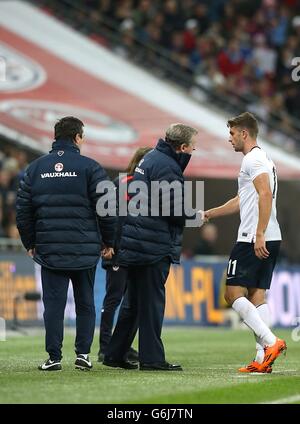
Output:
[{"xmin": 103, "ymin": 123, "xmax": 198, "ymax": 371}]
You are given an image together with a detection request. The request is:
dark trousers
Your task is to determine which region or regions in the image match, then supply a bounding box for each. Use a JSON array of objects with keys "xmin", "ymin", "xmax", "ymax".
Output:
[
  {"xmin": 99, "ymin": 266, "xmax": 128, "ymax": 354},
  {"xmin": 41, "ymin": 266, "xmax": 96, "ymax": 361},
  {"xmin": 106, "ymin": 258, "xmax": 171, "ymax": 364}
]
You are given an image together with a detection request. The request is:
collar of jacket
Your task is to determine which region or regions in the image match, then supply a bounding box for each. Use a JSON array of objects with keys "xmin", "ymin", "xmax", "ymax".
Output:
[
  {"xmin": 50, "ymin": 138, "xmax": 80, "ymax": 154},
  {"xmin": 156, "ymin": 139, "xmax": 191, "ymax": 172}
]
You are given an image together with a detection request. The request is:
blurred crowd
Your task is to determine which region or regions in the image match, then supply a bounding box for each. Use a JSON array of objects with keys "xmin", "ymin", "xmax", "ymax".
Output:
[
  {"xmin": 77, "ymin": 0, "xmax": 300, "ymax": 150},
  {"xmin": 0, "ymin": 144, "xmax": 29, "ymax": 240}
]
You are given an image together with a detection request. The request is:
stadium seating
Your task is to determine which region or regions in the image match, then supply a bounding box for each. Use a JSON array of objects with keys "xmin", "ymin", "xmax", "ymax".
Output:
[{"xmin": 35, "ymin": 0, "xmax": 300, "ymax": 151}]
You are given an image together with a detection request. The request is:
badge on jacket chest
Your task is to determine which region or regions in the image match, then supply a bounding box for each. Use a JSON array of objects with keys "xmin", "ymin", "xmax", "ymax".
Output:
[{"xmin": 55, "ymin": 163, "xmax": 64, "ymax": 172}]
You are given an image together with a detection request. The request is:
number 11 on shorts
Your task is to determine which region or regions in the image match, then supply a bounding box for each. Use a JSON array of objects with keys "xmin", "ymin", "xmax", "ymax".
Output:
[{"xmin": 228, "ymin": 259, "xmax": 237, "ymax": 276}]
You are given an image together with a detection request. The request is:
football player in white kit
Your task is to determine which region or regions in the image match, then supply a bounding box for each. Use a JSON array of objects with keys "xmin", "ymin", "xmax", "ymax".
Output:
[{"xmin": 204, "ymin": 112, "xmax": 286, "ymax": 373}]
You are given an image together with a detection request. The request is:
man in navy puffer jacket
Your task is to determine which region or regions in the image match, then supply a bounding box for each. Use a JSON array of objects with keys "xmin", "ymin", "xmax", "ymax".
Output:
[
  {"xmin": 16, "ymin": 116, "xmax": 116, "ymax": 371},
  {"xmin": 103, "ymin": 123, "xmax": 198, "ymax": 371}
]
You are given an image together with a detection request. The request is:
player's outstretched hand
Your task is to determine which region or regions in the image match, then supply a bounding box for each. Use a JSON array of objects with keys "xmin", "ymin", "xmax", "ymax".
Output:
[{"xmin": 200, "ymin": 210, "xmax": 212, "ymax": 223}]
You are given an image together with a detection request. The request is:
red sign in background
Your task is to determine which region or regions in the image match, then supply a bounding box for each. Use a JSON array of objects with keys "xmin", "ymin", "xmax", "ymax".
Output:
[{"xmin": 0, "ymin": 25, "xmax": 299, "ymax": 179}]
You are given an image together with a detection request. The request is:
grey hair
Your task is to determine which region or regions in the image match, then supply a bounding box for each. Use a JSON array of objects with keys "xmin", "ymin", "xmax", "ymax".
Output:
[{"xmin": 165, "ymin": 123, "xmax": 198, "ymax": 149}]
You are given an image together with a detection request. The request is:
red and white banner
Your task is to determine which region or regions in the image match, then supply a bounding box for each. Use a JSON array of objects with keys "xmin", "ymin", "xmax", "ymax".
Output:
[{"xmin": 0, "ymin": 1, "xmax": 300, "ymax": 179}]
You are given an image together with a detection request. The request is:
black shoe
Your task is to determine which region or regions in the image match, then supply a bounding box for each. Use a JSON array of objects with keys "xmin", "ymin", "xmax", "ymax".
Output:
[
  {"xmin": 103, "ymin": 356, "xmax": 138, "ymax": 370},
  {"xmin": 98, "ymin": 352, "xmax": 104, "ymax": 363},
  {"xmin": 75, "ymin": 355, "xmax": 93, "ymax": 371},
  {"xmin": 38, "ymin": 358, "xmax": 62, "ymax": 371},
  {"xmin": 125, "ymin": 347, "xmax": 139, "ymax": 362},
  {"xmin": 140, "ymin": 361, "xmax": 183, "ymax": 371}
]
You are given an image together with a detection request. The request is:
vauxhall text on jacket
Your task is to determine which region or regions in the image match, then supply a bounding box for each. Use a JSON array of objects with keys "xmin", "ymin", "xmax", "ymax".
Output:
[{"xmin": 16, "ymin": 139, "xmax": 116, "ymax": 270}]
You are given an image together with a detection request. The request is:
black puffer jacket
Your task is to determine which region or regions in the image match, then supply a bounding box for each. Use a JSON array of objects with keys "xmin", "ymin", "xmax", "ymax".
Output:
[
  {"xmin": 16, "ymin": 139, "xmax": 116, "ymax": 270},
  {"xmin": 101, "ymin": 173, "xmax": 133, "ymax": 269},
  {"xmin": 118, "ymin": 139, "xmax": 193, "ymax": 265}
]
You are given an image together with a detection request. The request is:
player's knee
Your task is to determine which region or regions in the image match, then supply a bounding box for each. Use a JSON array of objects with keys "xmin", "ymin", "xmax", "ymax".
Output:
[
  {"xmin": 247, "ymin": 290, "xmax": 266, "ymax": 306},
  {"xmin": 224, "ymin": 286, "xmax": 246, "ymax": 306},
  {"xmin": 224, "ymin": 291, "xmax": 233, "ymax": 306}
]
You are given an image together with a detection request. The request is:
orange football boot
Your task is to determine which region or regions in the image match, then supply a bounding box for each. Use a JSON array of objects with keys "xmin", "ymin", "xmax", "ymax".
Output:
[
  {"xmin": 238, "ymin": 360, "xmax": 272, "ymax": 373},
  {"xmin": 262, "ymin": 338, "xmax": 287, "ymax": 368}
]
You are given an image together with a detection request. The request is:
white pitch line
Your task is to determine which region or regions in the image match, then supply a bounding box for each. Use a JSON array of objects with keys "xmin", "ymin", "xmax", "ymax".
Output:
[{"xmin": 260, "ymin": 394, "xmax": 300, "ymax": 404}]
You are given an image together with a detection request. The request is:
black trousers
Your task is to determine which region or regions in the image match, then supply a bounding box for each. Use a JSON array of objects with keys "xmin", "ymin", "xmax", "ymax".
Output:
[
  {"xmin": 99, "ymin": 266, "xmax": 128, "ymax": 354},
  {"xmin": 106, "ymin": 258, "xmax": 171, "ymax": 364},
  {"xmin": 41, "ymin": 266, "xmax": 96, "ymax": 361}
]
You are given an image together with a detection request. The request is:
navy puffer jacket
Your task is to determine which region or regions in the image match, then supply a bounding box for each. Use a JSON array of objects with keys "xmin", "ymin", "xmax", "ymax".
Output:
[
  {"xmin": 101, "ymin": 173, "xmax": 133, "ymax": 269},
  {"xmin": 118, "ymin": 139, "xmax": 193, "ymax": 265},
  {"xmin": 16, "ymin": 139, "xmax": 116, "ymax": 270}
]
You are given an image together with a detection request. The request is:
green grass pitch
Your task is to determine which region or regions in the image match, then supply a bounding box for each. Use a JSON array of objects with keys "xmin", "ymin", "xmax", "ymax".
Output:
[{"xmin": 0, "ymin": 328, "xmax": 299, "ymax": 404}]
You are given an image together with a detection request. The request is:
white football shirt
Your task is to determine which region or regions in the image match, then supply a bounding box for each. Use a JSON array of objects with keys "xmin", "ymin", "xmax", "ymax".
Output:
[{"xmin": 237, "ymin": 146, "xmax": 281, "ymax": 242}]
